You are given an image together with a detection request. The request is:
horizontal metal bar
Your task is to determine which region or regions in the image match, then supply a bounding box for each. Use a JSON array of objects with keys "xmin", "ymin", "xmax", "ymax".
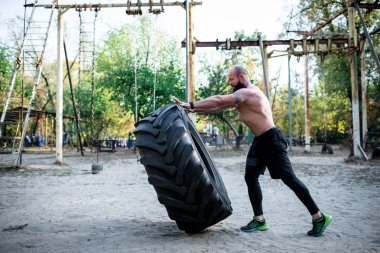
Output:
[
  {"xmin": 29, "ymin": 1, "xmax": 202, "ymax": 9},
  {"xmin": 181, "ymin": 38, "xmax": 349, "ymax": 48}
]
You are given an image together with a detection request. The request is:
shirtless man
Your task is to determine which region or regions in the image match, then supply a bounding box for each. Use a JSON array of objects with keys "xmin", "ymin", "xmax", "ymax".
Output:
[{"xmin": 174, "ymin": 65, "xmax": 332, "ymax": 236}]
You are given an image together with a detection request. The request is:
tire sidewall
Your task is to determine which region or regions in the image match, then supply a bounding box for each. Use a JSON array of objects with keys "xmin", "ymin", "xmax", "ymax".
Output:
[{"xmin": 178, "ymin": 106, "xmax": 231, "ymax": 206}]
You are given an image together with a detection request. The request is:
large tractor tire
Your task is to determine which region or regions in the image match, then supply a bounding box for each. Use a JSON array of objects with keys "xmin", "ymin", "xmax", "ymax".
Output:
[{"xmin": 133, "ymin": 103, "xmax": 232, "ymax": 233}]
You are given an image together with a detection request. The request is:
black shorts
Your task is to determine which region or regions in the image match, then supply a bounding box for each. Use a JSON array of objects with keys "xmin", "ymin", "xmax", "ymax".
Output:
[{"xmin": 246, "ymin": 127, "xmax": 294, "ymax": 179}]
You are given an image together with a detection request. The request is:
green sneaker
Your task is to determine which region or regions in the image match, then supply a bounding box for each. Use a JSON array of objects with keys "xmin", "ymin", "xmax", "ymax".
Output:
[
  {"xmin": 307, "ymin": 213, "xmax": 332, "ymax": 237},
  {"xmin": 241, "ymin": 218, "xmax": 269, "ymax": 232}
]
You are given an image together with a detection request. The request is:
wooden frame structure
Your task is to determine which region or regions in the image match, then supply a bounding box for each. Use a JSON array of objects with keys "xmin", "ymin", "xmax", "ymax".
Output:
[
  {"xmin": 20, "ymin": 0, "xmax": 202, "ymax": 164},
  {"xmin": 181, "ymin": 0, "xmax": 380, "ymax": 157}
]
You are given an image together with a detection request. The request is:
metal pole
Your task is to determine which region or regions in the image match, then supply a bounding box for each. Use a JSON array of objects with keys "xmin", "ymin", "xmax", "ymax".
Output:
[
  {"xmin": 258, "ymin": 33, "xmax": 270, "ymax": 101},
  {"xmin": 134, "ymin": 36, "xmax": 138, "ymax": 123},
  {"xmin": 354, "ymin": 1, "xmax": 380, "ymax": 72},
  {"xmin": 185, "ymin": 0, "xmax": 190, "ymax": 103},
  {"xmin": 153, "ymin": 15, "xmax": 158, "ymax": 111},
  {"xmin": 56, "ymin": 9, "xmax": 64, "ymax": 164},
  {"xmin": 19, "ymin": 0, "xmax": 28, "ymax": 164},
  {"xmin": 288, "ymin": 55, "xmax": 293, "ymax": 151},
  {"xmin": 90, "ymin": 10, "xmax": 98, "ymax": 153},
  {"xmin": 31, "ymin": 1, "xmax": 202, "ymax": 9},
  {"xmin": 64, "ymin": 41, "xmax": 84, "ymax": 156},
  {"xmin": 295, "ymin": 80, "xmax": 299, "ymax": 145},
  {"xmin": 322, "ymin": 68, "xmax": 327, "ymax": 141}
]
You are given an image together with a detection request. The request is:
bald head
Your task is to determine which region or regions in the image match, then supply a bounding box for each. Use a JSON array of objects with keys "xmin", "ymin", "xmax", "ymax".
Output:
[
  {"xmin": 228, "ymin": 65, "xmax": 250, "ymax": 92},
  {"xmin": 230, "ymin": 65, "xmax": 248, "ymax": 77}
]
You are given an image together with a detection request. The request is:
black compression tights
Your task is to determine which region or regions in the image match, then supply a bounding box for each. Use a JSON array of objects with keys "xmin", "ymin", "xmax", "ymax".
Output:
[{"xmin": 245, "ymin": 172, "xmax": 320, "ymax": 216}]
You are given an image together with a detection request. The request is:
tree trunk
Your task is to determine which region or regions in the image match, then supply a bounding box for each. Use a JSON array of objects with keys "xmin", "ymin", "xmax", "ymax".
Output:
[{"xmin": 215, "ymin": 113, "xmax": 242, "ymax": 149}]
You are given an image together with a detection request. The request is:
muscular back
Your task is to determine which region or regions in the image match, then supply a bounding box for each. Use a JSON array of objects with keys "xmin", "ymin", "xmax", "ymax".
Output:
[{"xmin": 235, "ymin": 86, "xmax": 275, "ymax": 136}]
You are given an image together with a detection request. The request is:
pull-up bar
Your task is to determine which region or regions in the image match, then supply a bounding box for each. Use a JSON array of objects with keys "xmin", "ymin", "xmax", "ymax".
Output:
[
  {"xmin": 25, "ymin": 1, "xmax": 202, "ymax": 9},
  {"xmin": 182, "ymin": 38, "xmax": 350, "ymax": 48}
]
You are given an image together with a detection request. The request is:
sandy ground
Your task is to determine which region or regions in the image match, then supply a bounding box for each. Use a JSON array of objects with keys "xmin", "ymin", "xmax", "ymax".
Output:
[{"xmin": 0, "ymin": 145, "xmax": 379, "ymax": 253}]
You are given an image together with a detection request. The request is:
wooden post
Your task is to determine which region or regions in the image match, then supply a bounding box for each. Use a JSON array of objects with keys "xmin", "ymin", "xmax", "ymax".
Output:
[
  {"xmin": 258, "ymin": 33, "xmax": 270, "ymax": 100},
  {"xmin": 189, "ymin": 4, "xmax": 195, "ymax": 103},
  {"xmin": 348, "ymin": 6, "xmax": 361, "ymax": 158},
  {"xmin": 360, "ymin": 39, "xmax": 368, "ymax": 145},
  {"xmin": 288, "ymin": 55, "xmax": 293, "ymax": 151},
  {"xmin": 264, "ymin": 45, "xmax": 269, "ymax": 89},
  {"xmin": 304, "ymin": 54, "xmax": 311, "ymax": 153},
  {"xmin": 185, "ymin": 0, "xmax": 190, "ymax": 102},
  {"xmin": 45, "ymin": 115, "xmax": 48, "ymax": 149},
  {"xmin": 56, "ymin": 9, "xmax": 64, "ymax": 164},
  {"xmin": 187, "ymin": 2, "xmax": 196, "ymax": 123}
]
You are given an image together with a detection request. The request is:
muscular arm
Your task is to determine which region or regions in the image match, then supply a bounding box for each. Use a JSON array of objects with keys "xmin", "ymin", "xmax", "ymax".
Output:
[
  {"xmin": 174, "ymin": 90, "xmax": 246, "ymax": 113},
  {"xmin": 192, "ymin": 94, "xmax": 237, "ymax": 113}
]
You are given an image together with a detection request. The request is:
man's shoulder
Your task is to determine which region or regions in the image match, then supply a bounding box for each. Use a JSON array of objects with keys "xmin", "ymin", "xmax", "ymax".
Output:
[{"xmin": 234, "ymin": 86, "xmax": 257, "ymax": 96}]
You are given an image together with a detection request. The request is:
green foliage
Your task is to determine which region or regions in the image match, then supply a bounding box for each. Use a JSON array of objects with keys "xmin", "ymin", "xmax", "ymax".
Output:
[
  {"xmin": 286, "ymin": 0, "xmax": 380, "ymax": 139},
  {"xmin": 0, "ymin": 46, "xmax": 13, "ymax": 95},
  {"xmin": 96, "ymin": 16, "xmax": 185, "ymax": 123},
  {"xmin": 365, "ymin": 34, "xmax": 380, "ymax": 131},
  {"xmin": 1, "ymin": 15, "xmax": 184, "ymax": 141},
  {"xmin": 290, "ymin": 0, "xmax": 346, "ymax": 33},
  {"xmin": 318, "ymin": 56, "xmax": 351, "ymax": 98},
  {"xmin": 309, "ymin": 82, "xmax": 351, "ymax": 138},
  {"xmin": 197, "ymin": 61, "xmax": 229, "ymax": 99}
]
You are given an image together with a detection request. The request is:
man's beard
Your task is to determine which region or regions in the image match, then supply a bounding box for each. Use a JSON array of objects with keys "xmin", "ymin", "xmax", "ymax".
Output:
[{"xmin": 233, "ymin": 81, "xmax": 245, "ymax": 92}]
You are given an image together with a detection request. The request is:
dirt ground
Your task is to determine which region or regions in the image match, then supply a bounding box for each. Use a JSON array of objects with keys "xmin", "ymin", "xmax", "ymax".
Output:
[{"xmin": 0, "ymin": 145, "xmax": 379, "ymax": 253}]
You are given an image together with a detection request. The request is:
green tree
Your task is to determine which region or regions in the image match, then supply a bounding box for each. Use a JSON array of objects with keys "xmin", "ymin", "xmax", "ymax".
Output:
[
  {"xmin": 96, "ymin": 16, "xmax": 185, "ymax": 123},
  {"xmin": 288, "ymin": 0, "xmax": 380, "ymax": 135},
  {"xmin": 0, "ymin": 46, "xmax": 13, "ymax": 96}
]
